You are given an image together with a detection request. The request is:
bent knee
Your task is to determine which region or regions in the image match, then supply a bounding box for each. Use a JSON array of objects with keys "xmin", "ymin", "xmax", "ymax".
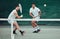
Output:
[{"xmin": 31, "ymin": 21, "xmax": 35, "ymax": 24}]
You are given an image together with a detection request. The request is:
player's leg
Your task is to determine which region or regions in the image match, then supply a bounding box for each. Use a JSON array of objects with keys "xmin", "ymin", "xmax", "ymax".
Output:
[
  {"xmin": 31, "ymin": 21, "xmax": 37, "ymax": 28},
  {"xmin": 13, "ymin": 22, "xmax": 20, "ymax": 31},
  {"xmin": 31, "ymin": 21, "xmax": 37, "ymax": 33},
  {"xmin": 34, "ymin": 17, "xmax": 40, "ymax": 33},
  {"xmin": 31, "ymin": 20, "xmax": 40, "ymax": 33},
  {"xmin": 13, "ymin": 22, "xmax": 24, "ymax": 35},
  {"xmin": 34, "ymin": 21, "xmax": 40, "ymax": 32},
  {"xmin": 13, "ymin": 27, "xmax": 17, "ymax": 34}
]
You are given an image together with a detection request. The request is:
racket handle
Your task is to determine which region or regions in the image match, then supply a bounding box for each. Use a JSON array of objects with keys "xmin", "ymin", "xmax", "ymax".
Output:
[{"xmin": 20, "ymin": 15, "xmax": 23, "ymax": 17}]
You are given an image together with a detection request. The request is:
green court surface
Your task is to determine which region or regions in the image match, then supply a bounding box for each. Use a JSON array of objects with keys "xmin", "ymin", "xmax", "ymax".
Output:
[{"xmin": 0, "ymin": 26, "xmax": 60, "ymax": 39}]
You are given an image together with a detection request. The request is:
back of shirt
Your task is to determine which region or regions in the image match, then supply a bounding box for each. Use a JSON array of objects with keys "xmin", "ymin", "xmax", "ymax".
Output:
[{"xmin": 8, "ymin": 9, "xmax": 17, "ymax": 19}]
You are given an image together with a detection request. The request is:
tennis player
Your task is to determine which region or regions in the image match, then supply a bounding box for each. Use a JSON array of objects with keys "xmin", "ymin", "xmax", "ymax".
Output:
[
  {"xmin": 29, "ymin": 3, "xmax": 41, "ymax": 33},
  {"xmin": 8, "ymin": 6, "xmax": 24, "ymax": 35}
]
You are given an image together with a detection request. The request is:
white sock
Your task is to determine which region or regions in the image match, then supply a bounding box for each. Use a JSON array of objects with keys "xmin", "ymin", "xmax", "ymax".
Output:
[
  {"xmin": 36, "ymin": 26, "xmax": 40, "ymax": 30},
  {"xmin": 33, "ymin": 27, "xmax": 37, "ymax": 31},
  {"xmin": 33, "ymin": 26, "xmax": 40, "ymax": 31}
]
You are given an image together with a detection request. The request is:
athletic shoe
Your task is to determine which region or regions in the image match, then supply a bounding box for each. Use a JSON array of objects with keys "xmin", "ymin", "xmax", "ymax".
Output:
[
  {"xmin": 33, "ymin": 31, "xmax": 38, "ymax": 33},
  {"xmin": 37, "ymin": 29, "xmax": 40, "ymax": 33},
  {"xmin": 20, "ymin": 30, "xmax": 25, "ymax": 36},
  {"xmin": 13, "ymin": 30, "xmax": 17, "ymax": 34}
]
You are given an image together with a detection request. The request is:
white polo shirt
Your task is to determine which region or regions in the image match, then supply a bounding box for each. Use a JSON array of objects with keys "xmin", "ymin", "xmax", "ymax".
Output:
[{"xmin": 29, "ymin": 7, "xmax": 40, "ymax": 17}]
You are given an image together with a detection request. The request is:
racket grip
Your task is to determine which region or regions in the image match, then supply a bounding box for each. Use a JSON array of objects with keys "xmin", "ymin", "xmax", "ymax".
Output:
[{"xmin": 20, "ymin": 15, "xmax": 23, "ymax": 17}]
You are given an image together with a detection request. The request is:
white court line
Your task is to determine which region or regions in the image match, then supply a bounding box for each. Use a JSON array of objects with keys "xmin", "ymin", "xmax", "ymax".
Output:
[
  {"xmin": 41, "ymin": 28, "xmax": 60, "ymax": 30},
  {"xmin": 26, "ymin": 28, "xmax": 60, "ymax": 31},
  {"xmin": 11, "ymin": 21, "xmax": 14, "ymax": 39}
]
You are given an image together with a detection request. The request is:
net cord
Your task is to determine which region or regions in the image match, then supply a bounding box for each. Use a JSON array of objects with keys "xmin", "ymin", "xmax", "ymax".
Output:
[{"xmin": 0, "ymin": 19, "xmax": 60, "ymax": 21}]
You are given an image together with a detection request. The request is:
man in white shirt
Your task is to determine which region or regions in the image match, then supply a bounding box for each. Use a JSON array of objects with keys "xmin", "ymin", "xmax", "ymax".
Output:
[
  {"xmin": 29, "ymin": 3, "xmax": 41, "ymax": 33},
  {"xmin": 8, "ymin": 6, "xmax": 24, "ymax": 35}
]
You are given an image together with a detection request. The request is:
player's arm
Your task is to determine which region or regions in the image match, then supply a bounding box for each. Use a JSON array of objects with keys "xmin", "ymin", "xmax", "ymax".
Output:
[
  {"xmin": 38, "ymin": 8, "xmax": 41, "ymax": 16},
  {"xmin": 30, "ymin": 13, "xmax": 35, "ymax": 18},
  {"xmin": 14, "ymin": 12, "xmax": 21, "ymax": 19},
  {"xmin": 29, "ymin": 8, "xmax": 35, "ymax": 18},
  {"xmin": 38, "ymin": 11, "xmax": 41, "ymax": 16}
]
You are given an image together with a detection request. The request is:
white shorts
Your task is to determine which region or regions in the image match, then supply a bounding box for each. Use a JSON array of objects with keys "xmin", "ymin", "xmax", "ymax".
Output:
[
  {"xmin": 8, "ymin": 19, "xmax": 16, "ymax": 24},
  {"xmin": 32, "ymin": 16, "xmax": 40, "ymax": 21}
]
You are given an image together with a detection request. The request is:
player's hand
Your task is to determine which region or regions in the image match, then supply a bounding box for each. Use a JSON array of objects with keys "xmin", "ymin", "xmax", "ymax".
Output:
[
  {"xmin": 33, "ymin": 16, "xmax": 36, "ymax": 18},
  {"xmin": 17, "ymin": 16, "xmax": 21, "ymax": 19},
  {"xmin": 20, "ymin": 15, "xmax": 23, "ymax": 18}
]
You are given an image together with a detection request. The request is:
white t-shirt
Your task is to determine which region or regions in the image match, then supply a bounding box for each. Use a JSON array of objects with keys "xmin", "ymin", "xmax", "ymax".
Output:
[
  {"xmin": 29, "ymin": 7, "xmax": 40, "ymax": 17},
  {"xmin": 8, "ymin": 9, "xmax": 17, "ymax": 19}
]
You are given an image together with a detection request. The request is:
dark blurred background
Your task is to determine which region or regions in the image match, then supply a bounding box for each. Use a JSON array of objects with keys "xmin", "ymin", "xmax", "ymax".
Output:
[{"xmin": 0, "ymin": 0, "xmax": 60, "ymax": 26}]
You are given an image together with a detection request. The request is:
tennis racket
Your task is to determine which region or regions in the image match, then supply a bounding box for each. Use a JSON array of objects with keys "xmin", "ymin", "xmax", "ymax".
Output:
[{"xmin": 19, "ymin": 3, "xmax": 23, "ymax": 17}]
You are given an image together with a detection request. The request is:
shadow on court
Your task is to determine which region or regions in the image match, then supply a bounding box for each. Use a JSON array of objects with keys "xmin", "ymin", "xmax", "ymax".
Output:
[{"xmin": 0, "ymin": 26, "xmax": 60, "ymax": 39}]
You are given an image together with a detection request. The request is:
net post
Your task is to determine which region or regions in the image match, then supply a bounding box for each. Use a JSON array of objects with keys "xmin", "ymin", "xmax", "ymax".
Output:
[{"xmin": 11, "ymin": 20, "xmax": 14, "ymax": 39}]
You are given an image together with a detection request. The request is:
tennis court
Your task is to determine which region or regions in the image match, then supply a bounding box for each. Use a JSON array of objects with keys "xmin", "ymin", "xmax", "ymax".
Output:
[
  {"xmin": 0, "ymin": 0, "xmax": 60, "ymax": 39},
  {"xmin": 0, "ymin": 26, "xmax": 60, "ymax": 39}
]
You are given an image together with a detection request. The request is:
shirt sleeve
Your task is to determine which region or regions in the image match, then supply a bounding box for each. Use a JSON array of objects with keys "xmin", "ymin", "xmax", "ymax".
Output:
[
  {"xmin": 29, "ymin": 8, "xmax": 32, "ymax": 13},
  {"xmin": 13, "ymin": 10, "xmax": 17, "ymax": 14},
  {"xmin": 37, "ymin": 8, "xmax": 40, "ymax": 12}
]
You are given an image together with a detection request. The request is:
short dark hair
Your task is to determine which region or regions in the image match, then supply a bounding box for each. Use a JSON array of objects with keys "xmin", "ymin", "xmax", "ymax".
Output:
[
  {"xmin": 16, "ymin": 6, "xmax": 19, "ymax": 7},
  {"xmin": 13, "ymin": 4, "xmax": 19, "ymax": 9},
  {"xmin": 32, "ymin": 3, "xmax": 36, "ymax": 6},
  {"xmin": 32, "ymin": 3, "xmax": 35, "ymax": 5}
]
